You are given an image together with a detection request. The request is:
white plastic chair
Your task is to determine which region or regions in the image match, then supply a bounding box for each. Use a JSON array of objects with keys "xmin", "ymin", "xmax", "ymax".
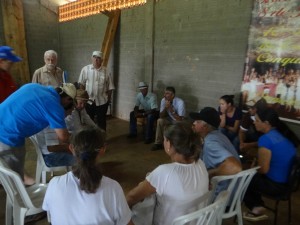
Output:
[
  {"xmin": 210, "ymin": 167, "xmax": 260, "ymax": 225},
  {"xmin": 29, "ymin": 136, "xmax": 71, "ymax": 184},
  {"xmin": 172, "ymin": 191, "xmax": 228, "ymax": 225},
  {"xmin": 0, "ymin": 158, "xmax": 47, "ymax": 225}
]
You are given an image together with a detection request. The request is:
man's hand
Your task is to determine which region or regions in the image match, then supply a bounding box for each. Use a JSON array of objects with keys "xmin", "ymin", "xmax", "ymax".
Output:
[{"xmin": 165, "ymin": 100, "xmax": 172, "ymax": 109}]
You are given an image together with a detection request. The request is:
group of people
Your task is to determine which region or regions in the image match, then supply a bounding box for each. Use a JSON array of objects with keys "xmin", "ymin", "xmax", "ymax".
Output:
[{"xmin": 0, "ymin": 45, "xmax": 299, "ymax": 224}]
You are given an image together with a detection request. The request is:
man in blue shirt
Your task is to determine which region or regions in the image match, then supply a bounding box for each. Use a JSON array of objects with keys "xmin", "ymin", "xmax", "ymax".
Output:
[
  {"xmin": 151, "ymin": 87, "xmax": 185, "ymax": 151},
  {"xmin": 190, "ymin": 107, "xmax": 241, "ymax": 178},
  {"xmin": 0, "ymin": 83, "xmax": 76, "ymax": 182}
]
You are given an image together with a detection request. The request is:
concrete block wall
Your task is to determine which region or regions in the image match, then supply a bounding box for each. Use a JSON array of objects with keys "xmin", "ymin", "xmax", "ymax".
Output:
[
  {"xmin": 23, "ymin": 0, "xmax": 60, "ymax": 78},
  {"xmin": 58, "ymin": 14, "xmax": 108, "ymax": 83}
]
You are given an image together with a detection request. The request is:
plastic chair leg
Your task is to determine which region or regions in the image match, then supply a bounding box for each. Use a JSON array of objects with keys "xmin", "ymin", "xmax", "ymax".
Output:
[
  {"xmin": 35, "ymin": 163, "xmax": 42, "ymax": 184},
  {"xmin": 42, "ymin": 171, "xmax": 47, "ymax": 184},
  {"xmin": 6, "ymin": 200, "xmax": 13, "ymax": 225}
]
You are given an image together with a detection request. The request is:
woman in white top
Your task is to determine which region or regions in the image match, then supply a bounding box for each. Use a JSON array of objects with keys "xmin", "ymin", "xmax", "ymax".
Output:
[
  {"xmin": 43, "ymin": 128, "xmax": 133, "ymax": 225},
  {"xmin": 126, "ymin": 122, "xmax": 209, "ymax": 225}
]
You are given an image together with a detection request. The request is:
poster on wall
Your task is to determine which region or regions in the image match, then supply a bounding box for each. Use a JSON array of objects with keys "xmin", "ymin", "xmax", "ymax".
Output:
[{"xmin": 241, "ymin": 0, "xmax": 300, "ymax": 123}]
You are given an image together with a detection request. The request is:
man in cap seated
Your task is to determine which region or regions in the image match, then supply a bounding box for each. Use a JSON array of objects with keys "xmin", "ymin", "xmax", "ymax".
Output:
[
  {"xmin": 65, "ymin": 89, "xmax": 97, "ymax": 133},
  {"xmin": 233, "ymin": 97, "xmax": 267, "ymax": 157},
  {"xmin": 127, "ymin": 82, "xmax": 159, "ymax": 144},
  {"xmin": 190, "ymin": 107, "xmax": 242, "ymax": 179},
  {"xmin": 0, "ymin": 83, "xmax": 76, "ymax": 183}
]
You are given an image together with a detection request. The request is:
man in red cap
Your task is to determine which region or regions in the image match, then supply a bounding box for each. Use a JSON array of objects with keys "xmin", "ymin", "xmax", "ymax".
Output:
[{"xmin": 0, "ymin": 45, "xmax": 22, "ymax": 103}]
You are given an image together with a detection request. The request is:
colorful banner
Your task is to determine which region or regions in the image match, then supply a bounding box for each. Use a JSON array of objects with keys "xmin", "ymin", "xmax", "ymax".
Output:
[{"xmin": 241, "ymin": 0, "xmax": 300, "ymax": 123}]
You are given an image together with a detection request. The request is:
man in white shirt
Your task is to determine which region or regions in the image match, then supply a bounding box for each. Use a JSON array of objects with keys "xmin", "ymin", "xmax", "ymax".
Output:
[{"xmin": 78, "ymin": 51, "xmax": 115, "ymax": 131}]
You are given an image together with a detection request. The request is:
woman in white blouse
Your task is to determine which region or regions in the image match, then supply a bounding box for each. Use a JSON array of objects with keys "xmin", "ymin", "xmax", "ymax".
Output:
[{"xmin": 126, "ymin": 122, "xmax": 209, "ymax": 225}]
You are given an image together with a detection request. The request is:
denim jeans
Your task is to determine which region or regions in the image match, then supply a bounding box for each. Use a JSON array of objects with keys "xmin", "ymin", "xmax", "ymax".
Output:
[
  {"xmin": 43, "ymin": 153, "xmax": 75, "ymax": 167},
  {"xmin": 129, "ymin": 111, "xmax": 158, "ymax": 140}
]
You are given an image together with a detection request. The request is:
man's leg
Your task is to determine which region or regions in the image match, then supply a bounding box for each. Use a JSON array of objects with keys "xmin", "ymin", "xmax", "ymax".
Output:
[
  {"xmin": 96, "ymin": 102, "xmax": 109, "ymax": 131},
  {"xmin": 145, "ymin": 114, "xmax": 155, "ymax": 142},
  {"xmin": 152, "ymin": 118, "xmax": 171, "ymax": 150},
  {"xmin": 85, "ymin": 102, "xmax": 96, "ymax": 121},
  {"xmin": 0, "ymin": 141, "xmax": 26, "ymax": 180},
  {"xmin": 128, "ymin": 111, "xmax": 138, "ymax": 137}
]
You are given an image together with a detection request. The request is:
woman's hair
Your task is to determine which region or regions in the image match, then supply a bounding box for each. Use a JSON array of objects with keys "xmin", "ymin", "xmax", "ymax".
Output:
[
  {"xmin": 257, "ymin": 108, "xmax": 300, "ymax": 147},
  {"xmin": 71, "ymin": 128, "xmax": 106, "ymax": 193},
  {"xmin": 164, "ymin": 122, "xmax": 200, "ymax": 160},
  {"xmin": 220, "ymin": 95, "xmax": 234, "ymax": 105}
]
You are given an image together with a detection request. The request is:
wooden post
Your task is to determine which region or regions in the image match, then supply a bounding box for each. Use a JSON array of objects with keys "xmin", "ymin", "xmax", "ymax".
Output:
[
  {"xmin": 1, "ymin": 0, "xmax": 30, "ymax": 84},
  {"xmin": 101, "ymin": 9, "xmax": 121, "ymax": 67}
]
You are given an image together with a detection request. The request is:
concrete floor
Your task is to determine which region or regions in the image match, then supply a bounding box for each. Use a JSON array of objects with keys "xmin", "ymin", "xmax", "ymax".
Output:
[{"xmin": 0, "ymin": 117, "xmax": 299, "ymax": 225}]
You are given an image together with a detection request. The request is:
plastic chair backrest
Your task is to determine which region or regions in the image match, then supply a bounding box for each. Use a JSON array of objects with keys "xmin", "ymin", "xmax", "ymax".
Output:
[
  {"xmin": 172, "ymin": 191, "xmax": 228, "ymax": 225},
  {"xmin": 29, "ymin": 135, "xmax": 69, "ymax": 184},
  {"xmin": 0, "ymin": 158, "xmax": 34, "ymax": 209},
  {"xmin": 210, "ymin": 167, "xmax": 259, "ymax": 225}
]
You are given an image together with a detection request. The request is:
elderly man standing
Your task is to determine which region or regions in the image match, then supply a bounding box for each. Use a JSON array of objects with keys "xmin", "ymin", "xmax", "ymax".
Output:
[
  {"xmin": 151, "ymin": 86, "xmax": 185, "ymax": 151},
  {"xmin": 32, "ymin": 50, "xmax": 63, "ymax": 87},
  {"xmin": 190, "ymin": 107, "xmax": 242, "ymax": 179},
  {"xmin": 0, "ymin": 46, "xmax": 21, "ymax": 103},
  {"xmin": 127, "ymin": 82, "xmax": 159, "ymax": 144},
  {"xmin": 0, "ymin": 83, "xmax": 76, "ymax": 183},
  {"xmin": 78, "ymin": 51, "xmax": 115, "ymax": 131}
]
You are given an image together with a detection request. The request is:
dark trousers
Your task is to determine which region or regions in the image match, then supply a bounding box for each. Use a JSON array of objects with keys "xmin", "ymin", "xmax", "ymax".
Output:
[
  {"xmin": 243, "ymin": 173, "xmax": 287, "ymax": 210},
  {"xmin": 86, "ymin": 102, "xmax": 109, "ymax": 131},
  {"xmin": 129, "ymin": 110, "xmax": 158, "ymax": 140}
]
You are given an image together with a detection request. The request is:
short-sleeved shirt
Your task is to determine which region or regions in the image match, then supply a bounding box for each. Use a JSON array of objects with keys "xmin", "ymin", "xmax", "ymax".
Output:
[
  {"xmin": 0, "ymin": 83, "xmax": 66, "ymax": 147},
  {"xmin": 258, "ymin": 129, "xmax": 296, "ymax": 183},
  {"xmin": 160, "ymin": 97, "xmax": 185, "ymax": 120},
  {"xmin": 32, "ymin": 65, "xmax": 63, "ymax": 87},
  {"xmin": 135, "ymin": 92, "xmax": 158, "ymax": 111},
  {"xmin": 202, "ymin": 130, "xmax": 240, "ymax": 170},
  {"xmin": 146, "ymin": 160, "xmax": 209, "ymax": 225},
  {"xmin": 219, "ymin": 107, "xmax": 242, "ymax": 127},
  {"xmin": 0, "ymin": 69, "xmax": 17, "ymax": 103},
  {"xmin": 43, "ymin": 173, "xmax": 132, "ymax": 225},
  {"xmin": 78, "ymin": 65, "xmax": 115, "ymax": 106}
]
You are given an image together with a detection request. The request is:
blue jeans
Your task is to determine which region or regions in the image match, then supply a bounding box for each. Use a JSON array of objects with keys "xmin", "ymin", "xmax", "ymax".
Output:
[
  {"xmin": 43, "ymin": 153, "xmax": 75, "ymax": 167},
  {"xmin": 129, "ymin": 111, "xmax": 158, "ymax": 140}
]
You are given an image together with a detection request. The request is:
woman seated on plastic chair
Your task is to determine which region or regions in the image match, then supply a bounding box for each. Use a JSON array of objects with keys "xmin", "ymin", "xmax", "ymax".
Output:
[
  {"xmin": 243, "ymin": 108, "xmax": 299, "ymax": 221},
  {"xmin": 42, "ymin": 128, "xmax": 134, "ymax": 225},
  {"xmin": 126, "ymin": 122, "xmax": 209, "ymax": 225}
]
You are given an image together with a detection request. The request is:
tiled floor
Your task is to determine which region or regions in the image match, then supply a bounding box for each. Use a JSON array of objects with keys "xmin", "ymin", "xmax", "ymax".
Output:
[{"xmin": 0, "ymin": 117, "xmax": 299, "ymax": 225}]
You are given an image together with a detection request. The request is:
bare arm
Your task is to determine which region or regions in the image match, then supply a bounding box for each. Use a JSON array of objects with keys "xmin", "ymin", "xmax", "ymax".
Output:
[
  {"xmin": 208, "ymin": 156, "xmax": 242, "ymax": 179},
  {"xmin": 226, "ymin": 120, "xmax": 240, "ymax": 133},
  {"xmin": 126, "ymin": 180, "xmax": 156, "ymax": 208},
  {"xmin": 257, "ymin": 147, "xmax": 271, "ymax": 174},
  {"xmin": 54, "ymin": 128, "xmax": 70, "ymax": 144},
  {"xmin": 219, "ymin": 114, "xmax": 226, "ymax": 128},
  {"xmin": 107, "ymin": 90, "xmax": 113, "ymax": 102},
  {"xmin": 127, "ymin": 220, "xmax": 135, "ymax": 225}
]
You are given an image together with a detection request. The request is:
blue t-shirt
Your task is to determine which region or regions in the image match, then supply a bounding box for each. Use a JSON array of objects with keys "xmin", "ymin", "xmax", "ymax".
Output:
[
  {"xmin": 258, "ymin": 129, "xmax": 296, "ymax": 183},
  {"xmin": 0, "ymin": 83, "xmax": 66, "ymax": 147}
]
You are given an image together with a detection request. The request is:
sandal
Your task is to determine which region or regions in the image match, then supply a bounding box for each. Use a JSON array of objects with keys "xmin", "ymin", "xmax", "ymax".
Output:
[
  {"xmin": 243, "ymin": 211, "xmax": 268, "ymax": 222},
  {"xmin": 25, "ymin": 211, "xmax": 47, "ymax": 224}
]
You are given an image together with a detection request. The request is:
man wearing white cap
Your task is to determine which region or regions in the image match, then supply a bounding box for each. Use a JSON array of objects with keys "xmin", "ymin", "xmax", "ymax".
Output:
[
  {"xmin": 32, "ymin": 50, "xmax": 64, "ymax": 87},
  {"xmin": 0, "ymin": 83, "xmax": 76, "ymax": 182},
  {"xmin": 78, "ymin": 50, "xmax": 115, "ymax": 131},
  {"xmin": 0, "ymin": 45, "xmax": 22, "ymax": 103},
  {"xmin": 128, "ymin": 82, "xmax": 159, "ymax": 144}
]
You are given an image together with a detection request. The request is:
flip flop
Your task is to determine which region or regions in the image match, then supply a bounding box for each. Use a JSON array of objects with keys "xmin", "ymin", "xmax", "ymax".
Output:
[{"xmin": 243, "ymin": 211, "xmax": 268, "ymax": 222}]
